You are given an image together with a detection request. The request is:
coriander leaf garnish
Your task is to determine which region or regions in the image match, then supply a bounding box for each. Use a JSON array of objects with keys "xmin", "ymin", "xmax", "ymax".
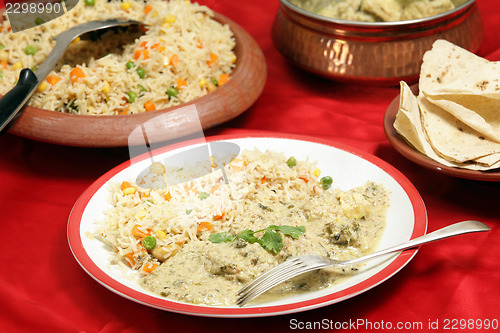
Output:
[
  {"xmin": 238, "ymin": 229, "xmax": 260, "ymax": 243},
  {"xmin": 268, "ymin": 225, "xmax": 306, "ymax": 239},
  {"xmin": 259, "ymin": 229, "xmax": 283, "ymax": 253},
  {"xmin": 208, "ymin": 232, "xmax": 236, "ymax": 243},
  {"xmin": 208, "ymin": 225, "xmax": 306, "ymax": 254}
]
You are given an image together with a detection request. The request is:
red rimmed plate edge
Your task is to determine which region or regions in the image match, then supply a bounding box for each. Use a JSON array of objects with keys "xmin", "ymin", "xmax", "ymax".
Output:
[
  {"xmin": 383, "ymin": 85, "xmax": 500, "ymax": 182},
  {"xmin": 67, "ymin": 131, "xmax": 427, "ymax": 317}
]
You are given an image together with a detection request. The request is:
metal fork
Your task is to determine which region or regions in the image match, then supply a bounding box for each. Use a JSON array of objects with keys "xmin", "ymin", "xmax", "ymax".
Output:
[
  {"xmin": 0, "ymin": 19, "xmax": 142, "ymax": 134},
  {"xmin": 237, "ymin": 220, "xmax": 490, "ymax": 306}
]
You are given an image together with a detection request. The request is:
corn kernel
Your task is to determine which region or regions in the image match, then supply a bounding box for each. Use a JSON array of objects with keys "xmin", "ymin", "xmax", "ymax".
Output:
[
  {"xmin": 199, "ymin": 79, "xmax": 207, "ymax": 88},
  {"xmin": 152, "ymin": 11, "xmax": 158, "ymax": 18},
  {"xmin": 164, "ymin": 14, "xmax": 176, "ymax": 24},
  {"xmin": 313, "ymin": 168, "xmax": 321, "ymax": 177},
  {"xmin": 121, "ymin": 2, "xmax": 131, "ymax": 11},
  {"xmin": 135, "ymin": 209, "xmax": 147, "ymax": 220},
  {"xmin": 149, "ymin": 161, "xmax": 165, "ymax": 174},
  {"xmin": 161, "ymin": 22, "xmax": 171, "ymax": 29},
  {"xmin": 122, "ymin": 187, "xmax": 136, "ymax": 195},
  {"xmin": 102, "ymin": 81, "xmax": 110, "ymax": 94},
  {"xmin": 156, "ymin": 230, "xmax": 167, "ymax": 240},
  {"xmin": 37, "ymin": 80, "xmax": 48, "ymax": 92},
  {"xmin": 230, "ymin": 54, "xmax": 237, "ymax": 64},
  {"xmin": 0, "ymin": 50, "xmax": 8, "ymax": 62},
  {"xmin": 71, "ymin": 37, "xmax": 80, "ymax": 45},
  {"xmin": 12, "ymin": 61, "xmax": 22, "ymax": 70},
  {"xmin": 207, "ymin": 81, "xmax": 217, "ymax": 92}
]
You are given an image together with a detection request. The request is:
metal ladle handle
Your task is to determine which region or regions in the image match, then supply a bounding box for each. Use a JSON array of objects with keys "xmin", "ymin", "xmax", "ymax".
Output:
[{"xmin": 0, "ymin": 68, "xmax": 39, "ymax": 134}]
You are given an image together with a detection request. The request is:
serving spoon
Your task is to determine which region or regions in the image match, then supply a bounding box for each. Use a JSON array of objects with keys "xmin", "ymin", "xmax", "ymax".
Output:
[{"xmin": 0, "ymin": 19, "xmax": 142, "ymax": 135}]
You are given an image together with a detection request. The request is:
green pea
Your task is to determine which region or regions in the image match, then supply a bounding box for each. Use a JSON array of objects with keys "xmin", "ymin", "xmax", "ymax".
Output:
[
  {"xmin": 0, "ymin": 44, "xmax": 5, "ymax": 50},
  {"xmin": 136, "ymin": 67, "xmax": 146, "ymax": 78},
  {"xmin": 320, "ymin": 176, "xmax": 333, "ymax": 190},
  {"xmin": 126, "ymin": 91, "xmax": 137, "ymax": 103},
  {"xmin": 25, "ymin": 45, "xmax": 36, "ymax": 55},
  {"xmin": 211, "ymin": 78, "xmax": 218, "ymax": 86},
  {"xmin": 166, "ymin": 86, "xmax": 178, "ymax": 98},
  {"xmin": 185, "ymin": 209, "xmax": 192, "ymax": 215},
  {"xmin": 126, "ymin": 61, "xmax": 135, "ymax": 70},
  {"xmin": 199, "ymin": 192, "xmax": 210, "ymax": 200},
  {"xmin": 286, "ymin": 156, "xmax": 297, "ymax": 168},
  {"xmin": 137, "ymin": 84, "xmax": 146, "ymax": 93},
  {"xmin": 142, "ymin": 236, "xmax": 156, "ymax": 250},
  {"xmin": 35, "ymin": 17, "xmax": 45, "ymax": 25},
  {"xmin": 84, "ymin": 0, "xmax": 95, "ymax": 6}
]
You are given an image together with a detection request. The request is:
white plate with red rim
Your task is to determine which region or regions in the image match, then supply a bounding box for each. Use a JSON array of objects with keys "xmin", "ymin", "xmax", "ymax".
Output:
[{"xmin": 67, "ymin": 132, "xmax": 427, "ymax": 317}]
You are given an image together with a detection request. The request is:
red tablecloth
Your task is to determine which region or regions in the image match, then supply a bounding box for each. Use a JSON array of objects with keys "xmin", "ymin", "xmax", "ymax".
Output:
[{"xmin": 1, "ymin": 1, "xmax": 499, "ymax": 332}]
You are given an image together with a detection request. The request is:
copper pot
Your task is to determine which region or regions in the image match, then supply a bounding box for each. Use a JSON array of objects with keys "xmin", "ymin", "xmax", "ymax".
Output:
[{"xmin": 271, "ymin": 0, "xmax": 483, "ymax": 84}]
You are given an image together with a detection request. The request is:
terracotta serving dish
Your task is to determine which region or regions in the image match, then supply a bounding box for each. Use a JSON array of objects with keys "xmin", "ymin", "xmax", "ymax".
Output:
[
  {"xmin": 2, "ymin": 12, "xmax": 267, "ymax": 147},
  {"xmin": 383, "ymin": 85, "xmax": 500, "ymax": 182},
  {"xmin": 271, "ymin": 0, "xmax": 483, "ymax": 84}
]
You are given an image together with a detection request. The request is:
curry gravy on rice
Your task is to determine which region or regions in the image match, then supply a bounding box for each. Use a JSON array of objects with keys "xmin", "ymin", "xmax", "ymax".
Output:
[{"xmin": 96, "ymin": 149, "xmax": 389, "ymax": 306}]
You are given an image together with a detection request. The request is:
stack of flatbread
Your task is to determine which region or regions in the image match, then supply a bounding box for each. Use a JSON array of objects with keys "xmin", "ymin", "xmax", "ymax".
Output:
[{"xmin": 394, "ymin": 39, "xmax": 500, "ymax": 171}]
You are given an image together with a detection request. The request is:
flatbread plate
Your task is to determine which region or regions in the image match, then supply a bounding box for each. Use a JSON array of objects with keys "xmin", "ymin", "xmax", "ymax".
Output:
[
  {"xmin": 67, "ymin": 132, "xmax": 427, "ymax": 317},
  {"xmin": 384, "ymin": 85, "xmax": 500, "ymax": 182}
]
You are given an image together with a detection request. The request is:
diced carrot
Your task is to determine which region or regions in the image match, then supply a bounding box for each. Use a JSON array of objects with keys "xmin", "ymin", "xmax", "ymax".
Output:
[
  {"xmin": 164, "ymin": 191, "xmax": 171, "ymax": 201},
  {"xmin": 196, "ymin": 39, "xmax": 203, "ymax": 48},
  {"xmin": 134, "ymin": 50, "xmax": 142, "ymax": 60},
  {"xmin": 132, "ymin": 224, "xmax": 151, "ymax": 238},
  {"xmin": 260, "ymin": 176, "xmax": 267, "ymax": 184},
  {"xmin": 177, "ymin": 77, "xmax": 187, "ymax": 89},
  {"xmin": 169, "ymin": 54, "xmax": 179, "ymax": 66},
  {"xmin": 299, "ymin": 176, "xmax": 309, "ymax": 183},
  {"xmin": 151, "ymin": 43, "xmax": 165, "ymax": 52},
  {"xmin": 140, "ymin": 190, "xmax": 151, "ymax": 198},
  {"xmin": 118, "ymin": 105, "xmax": 129, "ymax": 115},
  {"xmin": 210, "ymin": 184, "xmax": 219, "ymax": 194},
  {"xmin": 140, "ymin": 41, "xmax": 148, "ymax": 48},
  {"xmin": 0, "ymin": 60, "xmax": 7, "ymax": 70},
  {"xmin": 142, "ymin": 263, "xmax": 158, "ymax": 273},
  {"xmin": 70, "ymin": 67, "xmax": 86, "ymax": 83},
  {"xmin": 184, "ymin": 183, "xmax": 198, "ymax": 194},
  {"xmin": 125, "ymin": 252, "xmax": 136, "ymax": 266},
  {"xmin": 134, "ymin": 49, "xmax": 149, "ymax": 60},
  {"xmin": 229, "ymin": 158, "xmax": 245, "ymax": 172},
  {"xmin": 144, "ymin": 4, "xmax": 153, "ymax": 13},
  {"xmin": 197, "ymin": 222, "xmax": 213, "ymax": 234},
  {"xmin": 213, "ymin": 212, "xmax": 225, "ymax": 221},
  {"xmin": 120, "ymin": 181, "xmax": 132, "ymax": 190},
  {"xmin": 46, "ymin": 75, "xmax": 61, "ymax": 86},
  {"xmin": 144, "ymin": 100, "xmax": 156, "ymax": 112},
  {"xmin": 218, "ymin": 73, "xmax": 229, "ymax": 86},
  {"xmin": 207, "ymin": 53, "xmax": 218, "ymax": 66}
]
